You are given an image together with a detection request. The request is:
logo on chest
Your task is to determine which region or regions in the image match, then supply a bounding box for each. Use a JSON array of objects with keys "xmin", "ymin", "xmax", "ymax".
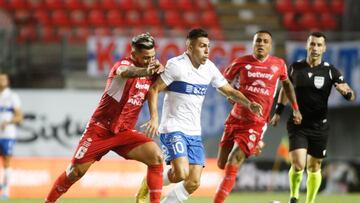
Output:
[{"xmin": 314, "ymin": 76, "xmax": 325, "ymax": 89}]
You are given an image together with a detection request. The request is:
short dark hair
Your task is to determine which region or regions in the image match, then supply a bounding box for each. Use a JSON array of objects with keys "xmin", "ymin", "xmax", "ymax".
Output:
[
  {"xmin": 309, "ymin": 32, "xmax": 327, "ymax": 42},
  {"xmin": 186, "ymin": 28, "xmax": 208, "ymax": 41},
  {"xmin": 255, "ymin": 30, "xmax": 272, "ymax": 38},
  {"xmin": 131, "ymin": 32, "xmax": 155, "ymax": 51}
]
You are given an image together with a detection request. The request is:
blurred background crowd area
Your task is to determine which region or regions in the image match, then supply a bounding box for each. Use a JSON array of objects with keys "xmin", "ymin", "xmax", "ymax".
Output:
[{"xmin": 0, "ymin": 0, "xmax": 359, "ymax": 89}]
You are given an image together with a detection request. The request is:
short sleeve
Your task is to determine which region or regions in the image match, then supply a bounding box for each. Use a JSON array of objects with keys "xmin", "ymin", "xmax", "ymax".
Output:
[
  {"xmin": 210, "ymin": 64, "xmax": 228, "ymax": 88},
  {"xmin": 160, "ymin": 61, "xmax": 178, "ymax": 86},
  {"xmin": 12, "ymin": 92, "xmax": 21, "ymax": 108},
  {"xmin": 330, "ymin": 66, "xmax": 345, "ymax": 86},
  {"xmin": 223, "ymin": 60, "xmax": 241, "ymax": 82},
  {"xmin": 279, "ymin": 59, "xmax": 288, "ymax": 81}
]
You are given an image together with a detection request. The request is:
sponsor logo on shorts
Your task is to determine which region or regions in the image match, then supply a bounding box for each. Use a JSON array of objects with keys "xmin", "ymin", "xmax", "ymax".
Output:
[
  {"xmin": 249, "ymin": 134, "xmax": 256, "ymax": 142},
  {"xmin": 247, "ymin": 142, "xmax": 254, "ymax": 149}
]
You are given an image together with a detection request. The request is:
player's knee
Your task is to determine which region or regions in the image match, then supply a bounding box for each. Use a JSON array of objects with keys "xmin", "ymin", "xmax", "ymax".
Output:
[
  {"xmin": 149, "ymin": 152, "xmax": 164, "ymax": 165},
  {"xmin": 228, "ymin": 149, "xmax": 245, "ymax": 167},
  {"xmin": 184, "ymin": 179, "xmax": 200, "ymax": 194},
  {"xmin": 173, "ymin": 168, "xmax": 189, "ymax": 182},
  {"xmin": 67, "ymin": 166, "xmax": 87, "ymax": 181},
  {"xmin": 292, "ymin": 162, "xmax": 305, "ymax": 171}
]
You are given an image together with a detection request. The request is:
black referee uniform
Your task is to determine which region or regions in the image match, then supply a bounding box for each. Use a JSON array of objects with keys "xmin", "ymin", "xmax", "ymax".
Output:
[{"xmin": 287, "ymin": 59, "xmax": 345, "ymax": 158}]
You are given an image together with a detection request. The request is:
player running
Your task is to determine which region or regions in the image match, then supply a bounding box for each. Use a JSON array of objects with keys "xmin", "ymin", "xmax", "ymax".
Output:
[
  {"xmin": 136, "ymin": 28, "xmax": 262, "ymax": 203},
  {"xmin": 213, "ymin": 30, "xmax": 302, "ymax": 203},
  {"xmin": 45, "ymin": 33, "xmax": 165, "ymax": 203}
]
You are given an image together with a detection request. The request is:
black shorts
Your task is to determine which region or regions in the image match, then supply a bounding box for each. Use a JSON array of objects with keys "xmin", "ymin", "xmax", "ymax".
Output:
[{"xmin": 287, "ymin": 120, "xmax": 329, "ymax": 158}]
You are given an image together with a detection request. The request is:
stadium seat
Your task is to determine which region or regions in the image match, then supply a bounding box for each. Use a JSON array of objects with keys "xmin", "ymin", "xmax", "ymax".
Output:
[
  {"xmin": 28, "ymin": 0, "xmax": 46, "ymax": 10},
  {"xmin": 147, "ymin": 26, "xmax": 164, "ymax": 38},
  {"xmin": 101, "ymin": 0, "xmax": 119, "ymax": 10},
  {"xmin": 69, "ymin": 10, "xmax": 87, "ymax": 26},
  {"xmin": 313, "ymin": 0, "xmax": 330, "ymax": 13},
  {"xmin": 183, "ymin": 11, "xmax": 201, "ymax": 28},
  {"xmin": 73, "ymin": 26, "xmax": 90, "ymax": 41},
  {"xmin": 124, "ymin": 9, "xmax": 142, "ymax": 26},
  {"xmin": 93, "ymin": 27, "xmax": 111, "ymax": 36},
  {"xmin": 45, "ymin": 0, "xmax": 63, "ymax": 9},
  {"xmin": 88, "ymin": 10, "xmax": 106, "ymax": 26},
  {"xmin": 201, "ymin": 10, "xmax": 220, "ymax": 28},
  {"xmin": 39, "ymin": 25, "xmax": 58, "ymax": 42},
  {"xmin": 13, "ymin": 10, "xmax": 31, "ymax": 24},
  {"xmin": 275, "ymin": 0, "xmax": 294, "ymax": 13},
  {"xmin": 178, "ymin": 0, "xmax": 195, "ymax": 11},
  {"xmin": 8, "ymin": 0, "xmax": 29, "ymax": 10},
  {"xmin": 143, "ymin": 9, "xmax": 161, "ymax": 26},
  {"xmin": 194, "ymin": 0, "xmax": 213, "ymax": 11},
  {"xmin": 294, "ymin": 0, "xmax": 312, "ymax": 13},
  {"xmin": 106, "ymin": 10, "xmax": 124, "ymax": 26},
  {"xmin": 298, "ymin": 13, "xmax": 320, "ymax": 31},
  {"xmin": 136, "ymin": 0, "xmax": 155, "ymax": 10},
  {"xmin": 164, "ymin": 10, "xmax": 185, "ymax": 28},
  {"xmin": 63, "ymin": 0, "xmax": 84, "ymax": 10},
  {"xmin": 118, "ymin": 0, "xmax": 136, "ymax": 10},
  {"xmin": 57, "ymin": 26, "xmax": 72, "ymax": 40},
  {"xmin": 209, "ymin": 27, "xmax": 225, "ymax": 40},
  {"xmin": 112, "ymin": 27, "xmax": 127, "ymax": 36},
  {"xmin": 33, "ymin": 9, "xmax": 51, "ymax": 25},
  {"xmin": 0, "ymin": 0, "xmax": 8, "ymax": 9},
  {"xmin": 83, "ymin": 0, "xmax": 99, "ymax": 10},
  {"xmin": 320, "ymin": 13, "xmax": 338, "ymax": 30},
  {"xmin": 159, "ymin": 0, "xmax": 177, "ymax": 10},
  {"xmin": 51, "ymin": 10, "xmax": 69, "ymax": 26},
  {"xmin": 17, "ymin": 24, "xmax": 37, "ymax": 42},
  {"xmin": 330, "ymin": 0, "xmax": 345, "ymax": 15},
  {"xmin": 282, "ymin": 12, "xmax": 300, "ymax": 31}
]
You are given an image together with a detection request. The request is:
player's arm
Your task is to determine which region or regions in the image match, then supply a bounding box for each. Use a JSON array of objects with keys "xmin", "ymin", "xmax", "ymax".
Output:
[
  {"xmin": 116, "ymin": 60, "xmax": 164, "ymax": 78},
  {"xmin": 271, "ymin": 78, "xmax": 302, "ymax": 126},
  {"xmin": 218, "ymin": 83, "xmax": 263, "ymax": 117},
  {"xmin": 141, "ymin": 77, "xmax": 168, "ymax": 138},
  {"xmin": 0, "ymin": 107, "xmax": 23, "ymax": 130}
]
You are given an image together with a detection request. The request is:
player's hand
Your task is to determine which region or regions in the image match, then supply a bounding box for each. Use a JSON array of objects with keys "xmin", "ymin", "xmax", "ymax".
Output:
[
  {"xmin": 254, "ymin": 140, "xmax": 265, "ymax": 156},
  {"xmin": 270, "ymin": 114, "xmax": 281, "ymax": 126},
  {"xmin": 147, "ymin": 60, "xmax": 164, "ymax": 75},
  {"xmin": 292, "ymin": 109, "xmax": 302, "ymax": 125},
  {"xmin": 335, "ymin": 83, "xmax": 351, "ymax": 95},
  {"xmin": 140, "ymin": 118, "xmax": 159, "ymax": 138},
  {"xmin": 249, "ymin": 102, "xmax": 263, "ymax": 117}
]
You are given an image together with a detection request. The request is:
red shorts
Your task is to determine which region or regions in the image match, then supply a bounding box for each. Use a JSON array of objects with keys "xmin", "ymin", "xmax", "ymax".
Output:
[
  {"xmin": 220, "ymin": 115, "xmax": 268, "ymax": 157},
  {"xmin": 71, "ymin": 124, "xmax": 153, "ymax": 164}
]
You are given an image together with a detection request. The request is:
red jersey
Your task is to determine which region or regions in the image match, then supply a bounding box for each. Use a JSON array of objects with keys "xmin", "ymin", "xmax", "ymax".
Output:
[
  {"xmin": 90, "ymin": 57, "xmax": 153, "ymax": 134},
  {"xmin": 223, "ymin": 54, "xmax": 288, "ymax": 123}
]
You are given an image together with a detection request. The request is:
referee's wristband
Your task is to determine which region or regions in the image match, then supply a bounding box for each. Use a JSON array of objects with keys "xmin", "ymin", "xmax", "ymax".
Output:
[{"xmin": 275, "ymin": 103, "xmax": 285, "ymax": 115}]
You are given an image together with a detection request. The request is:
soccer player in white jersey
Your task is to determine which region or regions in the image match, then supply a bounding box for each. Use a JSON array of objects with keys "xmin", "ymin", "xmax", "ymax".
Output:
[
  {"xmin": 0, "ymin": 73, "xmax": 23, "ymax": 199},
  {"xmin": 135, "ymin": 28, "xmax": 262, "ymax": 203}
]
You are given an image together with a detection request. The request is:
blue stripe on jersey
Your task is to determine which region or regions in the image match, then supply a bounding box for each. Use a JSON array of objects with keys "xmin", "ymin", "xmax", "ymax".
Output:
[
  {"xmin": 0, "ymin": 106, "xmax": 14, "ymax": 113},
  {"xmin": 168, "ymin": 81, "xmax": 208, "ymax": 96}
]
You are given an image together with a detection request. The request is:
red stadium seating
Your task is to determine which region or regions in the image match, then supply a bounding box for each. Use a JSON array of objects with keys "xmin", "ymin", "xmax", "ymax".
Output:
[
  {"xmin": 63, "ymin": 0, "xmax": 84, "ymax": 10},
  {"xmin": 8, "ymin": 0, "xmax": 29, "ymax": 10},
  {"xmin": 0, "ymin": 0, "xmax": 8, "ymax": 9},
  {"xmin": 45, "ymin": 0, "xmax": 63, "ymax": 9},
  {"xmin": 275, "ymin": 0, "xmax": 294, "ymax": 13},
  {"xmin": 28, "ymin": 0, "xmax": 46, "ymax": 10},
  {"xmin": 313, "ymin": 0, "xmax": 330, "ymax": 13},
  {"xmin": 298, "ymin": 13, "xmax": 320, "ymax": 31},
  {"xmin": 88, "ymin": 10, "xmax": 106, "ymax": 26},
  {"xmin": 164, "ymin": 10, "xmax": 185, "ymax": 28},
  {"xmin": 282, "ymin": 12, "xmax": 300, "ymax": 31},
  {"xmin": 320, "ymin": 13, "xmax": 338, "ymax": 30},
  {"xmin": 93, "ymin": 27, "xmax": 111, "ymax": 36},
  {"xmin": 124, "ymin": 9, "xmax": 142, "ymax": 26},
  {"xmin": 83, "ymin": 0, "xmax": 99, "ymax": 10},
  {"xmin": 101, "ymin": 0, "xmax": 119, "ymax": 10},
  {"xmin": 178, "ymin": 0, "xmax": 195, "ymax": 11},
  {"xmin": 69, "ymin": 10, "xmax": 87, "ymax": 26},
  {"xmin": 39, "ymin": 25, "xmax": 58, "ymax": 42},
  {"xmin": 147, "ymin": 26, "xmax": 164, "ymax": 38},
  {"xmin": 51, "ymin": 10, "xmax": 69, "ymax": 26},
  {"xmin": 73, "ymin": 26, "xmax": 90, "ymax": 41},
  {"xmin": 183, "ymin": 11, "xmax": 201, "ymax": 28},
  {"xmin": 330, "ymin": 0, "xmax": 345, "ymax": 15},
  {"xmin": 13, "ymin": 10, "xmax": 31, "ymax": 24},
  {"xmin": 201, "ymin": 10, "xmax": 220, "ymax": 28},
  {"xmin": 159, "ymin": 0, "xmax": 177, "ymax": 10},
  {"xmin": 194, "ymin": 0, "xmax": 213, "ymax": 11},
  {"xmin": 106, "ymin": 10, "xmax": 124, "ymax": 26},
  {"xmin": 143, "ymin": 9, "xmax": 161, "ymax": 26},
  {"xmin": 136, "ymin": 0, "xmax": 155, "ymax": 10},
  {"xmin": 294, "ymin": 0, "xmax": 312, "ymax": 13},
  {"xmin": 33, "ymin": 9, "xmax": 51, "ymax": 25},
  {"xmin": 17, "ymin": 24, "xmax": 37, "ymax": 42}
]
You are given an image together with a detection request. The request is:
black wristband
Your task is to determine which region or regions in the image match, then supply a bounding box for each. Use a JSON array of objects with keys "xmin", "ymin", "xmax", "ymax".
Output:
[
  {"xmin": 275, "ymin": 103, "xmax": 285, "ymax": 115},
  {"xmin": 343, "ymin": 92, "xmax": 353, "ymax": 100}
]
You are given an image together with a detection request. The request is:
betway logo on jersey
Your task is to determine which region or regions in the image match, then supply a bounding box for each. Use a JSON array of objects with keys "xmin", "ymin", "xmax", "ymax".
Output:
[
  {"xmin": 135, "ymin": 82, "xmax": 150, "ymax": 90},
  {"xmin": 247, "ymin": 71, "xmax": 274, "ymax": 80}
]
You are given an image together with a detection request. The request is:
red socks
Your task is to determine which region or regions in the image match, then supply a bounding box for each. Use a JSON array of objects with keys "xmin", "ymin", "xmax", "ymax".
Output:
[
  {"xmin": 214, "ymin": 164, "xmax": 238, "ymax": 203},
  {"xmin": 147, "ymin": 164, "xmax": 163, "ymax": 203},
  {"xmin": 45, "ymin": 172, "xmax": 75, "ymax": 203}
]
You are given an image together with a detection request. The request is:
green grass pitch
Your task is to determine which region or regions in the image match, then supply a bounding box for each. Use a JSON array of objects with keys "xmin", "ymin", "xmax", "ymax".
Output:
[{"xmin": 9, "ymin": 192, "xmax": 360, "ymax": 203}]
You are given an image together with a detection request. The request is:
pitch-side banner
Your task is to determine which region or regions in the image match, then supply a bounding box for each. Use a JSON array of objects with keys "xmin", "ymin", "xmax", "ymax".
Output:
[
  {"xmin": 286, "ymin": 41, "xmax": 360, "ymax": 107},
  {"xmin": 87, "ymin": 36, "xmax": 253, "ymax": 76}
]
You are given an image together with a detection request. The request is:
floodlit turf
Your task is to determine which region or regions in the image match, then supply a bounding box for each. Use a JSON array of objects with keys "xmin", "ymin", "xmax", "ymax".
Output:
[{"xmin": 10, "ymin": 193, "xmax": 360, "ymax": 203}]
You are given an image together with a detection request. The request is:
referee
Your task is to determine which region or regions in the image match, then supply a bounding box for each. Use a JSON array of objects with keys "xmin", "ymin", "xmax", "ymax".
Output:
[{"xmin": 271, "ymin": 32, "xmax": 355, "ymax": 203}]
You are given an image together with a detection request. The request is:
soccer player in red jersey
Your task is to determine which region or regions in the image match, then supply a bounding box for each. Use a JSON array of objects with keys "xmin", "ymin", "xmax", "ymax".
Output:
[
  {"xmin": 213, "ymin": 30, "xmax": 302, "ymax": 203},
  {"xmin": 44, "ymin": 33, "xmax": 165, "ymax": 203}
]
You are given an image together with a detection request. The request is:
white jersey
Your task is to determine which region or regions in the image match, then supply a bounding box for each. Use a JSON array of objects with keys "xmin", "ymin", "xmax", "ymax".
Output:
[
  {"xmin": 159, "ymin": 52, "xmax": 228, "ymax": 136},
  {"xmin": 0, "ymin": 88, "xmax": 21, "ymax": 139}
]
